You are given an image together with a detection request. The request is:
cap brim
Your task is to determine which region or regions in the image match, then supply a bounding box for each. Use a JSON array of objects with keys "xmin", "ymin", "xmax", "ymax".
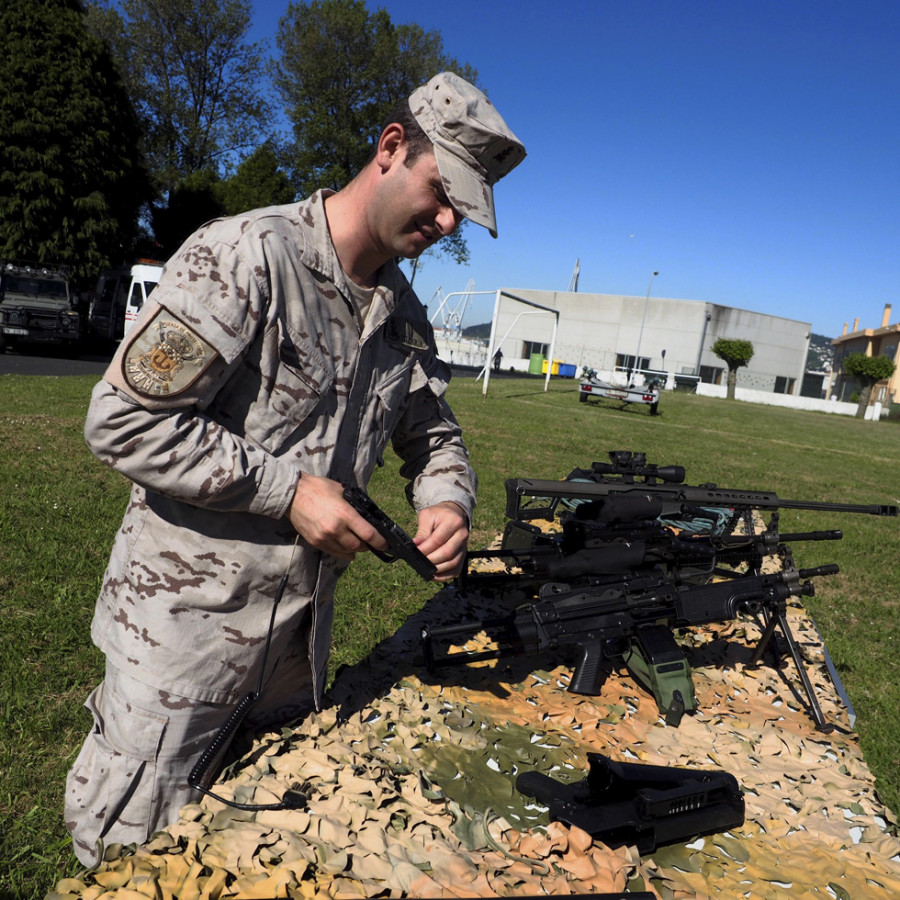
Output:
[{"xmin": 432, "ymin": 143, "xmax": 499, "ymax": 238}]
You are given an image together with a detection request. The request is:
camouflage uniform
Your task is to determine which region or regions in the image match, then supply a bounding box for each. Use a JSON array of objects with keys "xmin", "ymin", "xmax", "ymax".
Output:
[{"xmin": 65, "ymin": 190, "xmax": 476, "ymax": 864}]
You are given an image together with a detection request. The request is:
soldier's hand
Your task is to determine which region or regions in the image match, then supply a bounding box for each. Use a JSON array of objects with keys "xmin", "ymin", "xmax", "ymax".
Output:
[{"xmin": 288, "ymin": 474, "xmax": 387, "ymax": 561}]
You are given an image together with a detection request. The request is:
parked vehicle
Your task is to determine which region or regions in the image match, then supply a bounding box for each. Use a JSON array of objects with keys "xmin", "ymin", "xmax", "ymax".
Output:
[
  {"xmin": 88, "ymin": 260, "xmax": 163, "ymax": 342},
  {"xmin": 0, "ymin": 261, "xmax": 80, "ymax": 350},
  {"xmin": 578, "ymin": 366, "xmax": 662, "ymax": 415}
]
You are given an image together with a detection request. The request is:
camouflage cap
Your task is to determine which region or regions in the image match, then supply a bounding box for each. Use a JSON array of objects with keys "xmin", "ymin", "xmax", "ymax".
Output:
[{"xmin": 409, "ymin": 72, "xmax": 526, "ymax": 238}]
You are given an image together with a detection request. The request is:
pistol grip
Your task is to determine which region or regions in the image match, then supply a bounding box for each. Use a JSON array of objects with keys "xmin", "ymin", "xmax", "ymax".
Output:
[{"xmin": 568, "ymin": 643, "xmax": 607, "ymax": 695}]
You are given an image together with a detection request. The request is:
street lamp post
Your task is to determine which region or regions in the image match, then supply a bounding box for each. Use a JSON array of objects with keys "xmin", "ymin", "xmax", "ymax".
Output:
[{"xmin": 633, "ymin": 270, "xmax": 659, "ymax": 383}]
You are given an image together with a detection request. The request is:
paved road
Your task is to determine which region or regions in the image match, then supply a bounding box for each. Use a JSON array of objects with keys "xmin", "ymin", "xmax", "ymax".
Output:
[
  {"xmin": 0, "ymin": 348, "xmax": 525, "ymax": 382},
  {"xmin": 0, "ymin": 343, "xmax": 113, "ymax": 377}
]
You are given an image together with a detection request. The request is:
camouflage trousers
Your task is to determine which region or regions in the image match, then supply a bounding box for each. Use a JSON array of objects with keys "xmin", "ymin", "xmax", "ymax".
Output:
[{"xmin": 65, "ymin": 649, "xmax": 313, "ymax": 867}]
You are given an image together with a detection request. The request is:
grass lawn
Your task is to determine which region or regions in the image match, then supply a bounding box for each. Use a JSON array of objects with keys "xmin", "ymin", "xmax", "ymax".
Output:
[{"xmin": 1, "ymin": 373, "xmax": 898, "ymax": 899}]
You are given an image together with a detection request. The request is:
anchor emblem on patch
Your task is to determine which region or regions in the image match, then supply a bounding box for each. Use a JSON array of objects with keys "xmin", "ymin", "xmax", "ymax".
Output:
[{"xmin": 123, "ymin": 310, "xmax": 213, "ymax": 397}]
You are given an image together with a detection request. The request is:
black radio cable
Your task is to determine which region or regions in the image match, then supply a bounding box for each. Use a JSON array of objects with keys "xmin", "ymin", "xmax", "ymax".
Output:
[{"xmin": 188, "ymin": 538, "xmax": 308, "ymax": 811}]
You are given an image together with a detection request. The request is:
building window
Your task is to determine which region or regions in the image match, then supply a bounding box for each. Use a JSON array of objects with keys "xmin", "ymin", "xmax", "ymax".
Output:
[
  {"xmin": 523, "ymin": 340, "xmax": 548, "ymax": 359},
  {"xmin": 699, "ymin": 365, "xmax": 723, "ymax": 385},
  {"xmin": 615, "ymin": 353, "xmax": 650, "ymax": 373},
  {"xmin": 774, "ymin": 377, "xmax": 797, "ymax": 395}
]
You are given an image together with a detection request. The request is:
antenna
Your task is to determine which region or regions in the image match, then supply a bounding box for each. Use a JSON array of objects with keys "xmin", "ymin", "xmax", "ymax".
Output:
[
  {"xmin": 568, "ymin": 258, "xmax": 581, "ymax": 292},
  {"xmin": 429, "ymin": 280, "xmax": 476, "ymax": 339}
]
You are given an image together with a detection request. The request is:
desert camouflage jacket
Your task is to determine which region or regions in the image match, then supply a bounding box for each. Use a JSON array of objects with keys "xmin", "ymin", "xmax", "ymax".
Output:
[{"xmin": 84, "ymin": 191, "xmax": 476, "ymax": 707}]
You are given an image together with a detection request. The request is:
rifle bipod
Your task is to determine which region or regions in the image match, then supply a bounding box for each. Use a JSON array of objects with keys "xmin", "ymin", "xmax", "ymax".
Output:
[{"xmin": 745, "ymin": 601, "xmax": 835, "ymax": 733}]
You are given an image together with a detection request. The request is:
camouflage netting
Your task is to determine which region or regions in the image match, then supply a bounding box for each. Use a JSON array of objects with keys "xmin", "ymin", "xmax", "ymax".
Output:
[{"xmin": 49, "ymin": 582, "xmax": 900, "ymax": 900}]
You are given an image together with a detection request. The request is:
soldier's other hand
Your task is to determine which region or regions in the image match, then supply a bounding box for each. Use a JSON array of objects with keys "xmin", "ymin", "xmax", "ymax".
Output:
[{"xmin": 414, "ymin": 502, "xmax": 469, "ymax": 582}]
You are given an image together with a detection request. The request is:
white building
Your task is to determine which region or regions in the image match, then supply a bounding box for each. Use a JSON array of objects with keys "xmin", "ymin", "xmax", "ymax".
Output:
[{"xmin": 487, "ymin": 288, "xmax": 811, "ymax": 395}]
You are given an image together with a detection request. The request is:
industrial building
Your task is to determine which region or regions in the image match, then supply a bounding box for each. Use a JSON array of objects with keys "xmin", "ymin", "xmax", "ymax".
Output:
[{"xmin": 484, "ymin": 288, "xmax": 812, "ymax": 395}]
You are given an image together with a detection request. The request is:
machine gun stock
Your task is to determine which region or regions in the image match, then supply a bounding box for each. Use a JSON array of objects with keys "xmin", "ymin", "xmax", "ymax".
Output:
[{"xmin": 517, "ymin": 752, "xmax": 745, "ymax": 854}]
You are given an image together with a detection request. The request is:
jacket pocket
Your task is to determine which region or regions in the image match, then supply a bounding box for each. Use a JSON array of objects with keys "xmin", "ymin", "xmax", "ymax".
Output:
[
  {"xmin": 373, "ymin": 364, "xmax": 414, "ymax": 449},
  {"xmin": 217, "ymin": 320, "xmax": 335, "ymax": 453}
]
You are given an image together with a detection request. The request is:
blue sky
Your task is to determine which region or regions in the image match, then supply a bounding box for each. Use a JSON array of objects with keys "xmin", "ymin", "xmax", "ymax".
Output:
[{"xmin": 249, "ymin": 0, "xmax": 899, "ymax": 337}]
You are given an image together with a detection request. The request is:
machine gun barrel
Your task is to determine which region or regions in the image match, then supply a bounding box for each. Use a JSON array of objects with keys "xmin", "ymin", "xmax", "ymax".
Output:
[
  {"xmin": 718, "ymin": 529, "xmax": 842, "ymax": 544},
  {"xmin": 798, "ymin": 563, "xmax": 840, "ymax": 578}
]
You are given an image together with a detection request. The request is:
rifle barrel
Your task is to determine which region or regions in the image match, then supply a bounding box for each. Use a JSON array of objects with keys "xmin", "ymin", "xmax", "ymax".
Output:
[
  {"xmin": 771, "ymin": 530, "xmax": 843, "ymax": 542},
  {"xmin": 508, "ymin": 478, "xmax": 898, "ymax": 519},
  {"xmin": 798, "ymin": 564, "xmax": 840, "ymax": 578},
  {"xmin": 778, "ymin": 498, "xmax": 897, "ymax": 517}
]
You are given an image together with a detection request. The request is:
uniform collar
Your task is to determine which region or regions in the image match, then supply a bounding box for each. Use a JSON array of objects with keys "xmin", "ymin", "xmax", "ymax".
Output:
[{"xmin": 297, "ymin": 189, "xmax": 413, "ymax": 326}]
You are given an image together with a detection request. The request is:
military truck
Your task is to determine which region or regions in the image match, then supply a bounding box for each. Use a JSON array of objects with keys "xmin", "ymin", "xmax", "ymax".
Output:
[{"xmin": 0, "ymin": 261, "xmax": 80, "ymax": 351}]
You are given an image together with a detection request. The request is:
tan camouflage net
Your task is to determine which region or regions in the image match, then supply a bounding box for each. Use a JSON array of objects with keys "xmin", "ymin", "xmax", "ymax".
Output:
[{"xmin": 49, "ymin": 582, "xmax": 900, "ymax": 900}]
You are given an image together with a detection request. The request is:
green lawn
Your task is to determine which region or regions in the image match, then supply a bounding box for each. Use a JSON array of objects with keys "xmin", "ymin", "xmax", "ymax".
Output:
[{"xmin": 1, "ymin": 373, "xmax": 898, "ymax": 899}]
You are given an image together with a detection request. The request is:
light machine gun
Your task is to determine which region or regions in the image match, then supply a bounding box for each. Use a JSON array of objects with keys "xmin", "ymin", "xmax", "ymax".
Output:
[
  {"xmin": 424, "ymin": 452, "xmax": 897, "ymax": 730},
  {"xmin": 463, "ymin": 496, "xmax": 843, "ymax": 592},
  {"xmin": 424, "ymin": 547, "xmax": 839, "ymax": 729}
]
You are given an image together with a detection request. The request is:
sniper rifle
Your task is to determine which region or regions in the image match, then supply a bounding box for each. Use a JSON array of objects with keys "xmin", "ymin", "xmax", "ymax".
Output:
[{"xmin": 506, "ymin": 450, "xmax": 898, "ymax": 522}]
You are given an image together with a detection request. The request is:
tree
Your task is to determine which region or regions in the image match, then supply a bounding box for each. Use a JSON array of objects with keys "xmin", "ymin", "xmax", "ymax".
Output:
[
  {"xmin": 88, "ymin": 0, "xmax": 273, "ymax": 247},
  {"xmin": 151, "ymin": 168, "xmax": 225, "ymax": 255},
  {"xmin": 274, "ymin": 0, "xmax": 477, "ymax": 266},
  {"xmin": 0, "ymin": 0, "xmax": 152, "ymax": 284},
  {"xmin": 841, "ymin": 352, "xmax": 896, "ymax": 419},
  {"xmin": 151, "ymin": 145, "xmax": 297, "ymax": 254},
  {"xmin": 216, "ymin": 142, "xmax": 296, "ymax": 216},
  {"xmin": 712, "ymin": 338, "xmax": 754, "ymax": 401}
]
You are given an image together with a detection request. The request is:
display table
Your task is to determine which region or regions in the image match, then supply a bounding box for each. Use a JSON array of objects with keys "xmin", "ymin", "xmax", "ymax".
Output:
[{"xmin": 49, "ymin": 583, "xmax": 900, "ymax": 900}]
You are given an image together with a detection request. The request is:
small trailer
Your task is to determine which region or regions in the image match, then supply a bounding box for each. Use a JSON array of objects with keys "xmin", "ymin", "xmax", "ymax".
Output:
[{"xmin": 578, "ymin": 367, "xmax": 661, "ymax": 415}]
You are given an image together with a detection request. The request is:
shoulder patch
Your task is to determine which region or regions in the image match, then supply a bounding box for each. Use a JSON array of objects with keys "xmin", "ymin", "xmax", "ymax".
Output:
[{"xmin": 123, "ymin": 309, "xmax": 217, "ymax": 398}]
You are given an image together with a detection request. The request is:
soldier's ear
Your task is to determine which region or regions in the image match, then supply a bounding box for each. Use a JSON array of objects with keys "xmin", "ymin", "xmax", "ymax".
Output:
[{"xmin": 375, "ymin": 124, "xmax": 405, "ymax": 171}]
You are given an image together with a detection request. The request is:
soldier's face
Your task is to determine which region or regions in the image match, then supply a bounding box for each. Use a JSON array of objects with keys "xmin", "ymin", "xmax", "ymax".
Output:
[{"xmin": 376, "ymin": 147, "xmax": 463, "ymax": 259}]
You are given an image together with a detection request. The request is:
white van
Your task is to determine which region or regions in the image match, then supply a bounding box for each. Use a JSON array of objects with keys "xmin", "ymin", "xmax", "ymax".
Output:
[{"xmin": 89, "ymin": 260, "xmax": 163, "ymax": 342}]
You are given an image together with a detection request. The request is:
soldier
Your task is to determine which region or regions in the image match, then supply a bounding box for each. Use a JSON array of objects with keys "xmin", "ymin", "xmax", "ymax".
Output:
[{"xmin": 65, "ymin": 72, "xmax": 525, "ymax": 866}]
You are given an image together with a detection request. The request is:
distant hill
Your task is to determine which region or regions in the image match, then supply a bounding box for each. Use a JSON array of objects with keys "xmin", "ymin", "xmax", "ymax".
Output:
[
  {"xmin": 462, "ymin": 322, "xmax": 491, "ymax": 340},
  {"xmin": 806, "ymin": 333, "xmax": 835, "ymax": 372}
]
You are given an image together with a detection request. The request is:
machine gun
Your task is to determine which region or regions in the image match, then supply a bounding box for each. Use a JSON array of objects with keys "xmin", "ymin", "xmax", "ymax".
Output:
[
  {"xmin": 517, "ymin": 752, "xmax": 745, "ymax": 854},
  {"xmin": 463, "ymin": 500, "xmax": 843, "ymax": 592},
  {"xmin": 425, "ymin": 453, "xmax": 894, "ymax": 727},
  {"xmin": 424, "ymin": 549, "xmax": 840, "ymax": 730},
  {"xmin": 462, "ymin": 450, "xmax": 893, "ymax": 593}
]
